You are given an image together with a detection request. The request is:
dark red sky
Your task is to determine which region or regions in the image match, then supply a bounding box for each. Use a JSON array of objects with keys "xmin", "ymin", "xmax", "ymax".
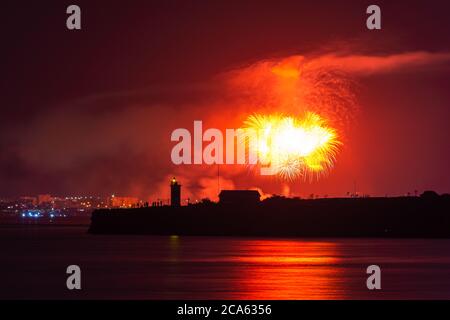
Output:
[{"xmin": 1, "ymin": 0, "xmax": 450, "ymax": 200}]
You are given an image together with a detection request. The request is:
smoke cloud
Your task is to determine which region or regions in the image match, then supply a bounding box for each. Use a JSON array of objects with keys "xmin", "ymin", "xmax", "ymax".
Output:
[{"xmin": 2, "ymin": 50, "xmax": 449, "ymax": 199}]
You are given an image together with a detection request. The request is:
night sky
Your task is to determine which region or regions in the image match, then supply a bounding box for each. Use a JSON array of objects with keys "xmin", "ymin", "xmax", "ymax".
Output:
[{"xmin": 1, "ymin": 0, "xmax": 450, "ymax": 200}]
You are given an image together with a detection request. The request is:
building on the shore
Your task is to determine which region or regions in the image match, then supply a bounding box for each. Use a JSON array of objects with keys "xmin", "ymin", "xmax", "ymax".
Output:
[
  {"xmin": 37, "ymin": 194, "xmax": 53, "ymax": 205},
  {"xmin": 219, "ymin": 190, "xmax": 260, "ymax": 205},
  {"xmin": 110, "ymin": 195, "xmax": 139, "ymax": 208}
]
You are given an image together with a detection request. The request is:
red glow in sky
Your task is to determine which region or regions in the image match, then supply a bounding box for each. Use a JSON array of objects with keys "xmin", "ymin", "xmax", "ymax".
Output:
[{"xmin": 1, "ymin": 1, "xmax": 450, "ymax": 201}]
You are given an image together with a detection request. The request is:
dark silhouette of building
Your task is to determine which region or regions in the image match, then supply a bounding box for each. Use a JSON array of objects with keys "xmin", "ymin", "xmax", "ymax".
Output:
[
  {"xmin": 90, "ymin": 191, "xmax": 450, "ymax": 237},
  {"xmin": 170, "ymin": 177, "xmax": 181, "ymax": 207},
  {"xmin": 421, "ymin": 190, "xmax": 439, "ymax": 199},
  {"xmin": 219, "ymin": 190, "xmax": 260, "ymax": 205}
]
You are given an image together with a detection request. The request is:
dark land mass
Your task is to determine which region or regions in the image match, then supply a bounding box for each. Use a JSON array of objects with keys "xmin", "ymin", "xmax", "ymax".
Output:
[{"xmin": 89, "ymin": 193, "xmax": 450, "ymax": 238}]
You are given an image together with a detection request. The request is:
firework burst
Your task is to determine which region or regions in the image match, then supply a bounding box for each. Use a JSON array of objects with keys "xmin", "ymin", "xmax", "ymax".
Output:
[{"xmin": 243, "ymin": 112, "xmax": 341, "ymax": 180}]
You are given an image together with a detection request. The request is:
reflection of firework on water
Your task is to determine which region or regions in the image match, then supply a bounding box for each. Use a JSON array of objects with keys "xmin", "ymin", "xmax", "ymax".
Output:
[{"xmin": 243, "ymin": 112, "xmax": 341, "ymax": 181}]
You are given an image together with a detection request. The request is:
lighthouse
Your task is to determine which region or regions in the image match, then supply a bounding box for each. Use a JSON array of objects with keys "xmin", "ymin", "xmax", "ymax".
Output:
[{"xmin": 170, "ymin": 177, "xmax": 181, "ymax": 207}]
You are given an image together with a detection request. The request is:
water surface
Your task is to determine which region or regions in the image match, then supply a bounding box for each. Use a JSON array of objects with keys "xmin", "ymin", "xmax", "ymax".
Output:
[{"xmin": 1, "ymin": 225, "xmax": 450, "ymax": 299}]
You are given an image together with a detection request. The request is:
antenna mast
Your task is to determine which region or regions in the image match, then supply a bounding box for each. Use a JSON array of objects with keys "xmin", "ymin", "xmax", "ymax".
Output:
[{"xmin": 217, "ymin": 164, "xmax": 220, "ymax": 195}]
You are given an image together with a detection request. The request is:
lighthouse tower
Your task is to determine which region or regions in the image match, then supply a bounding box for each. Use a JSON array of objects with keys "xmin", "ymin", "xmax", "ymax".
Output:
[{"xmin": 170, "ymin": 177, "xmax": 181, "ymax": 207}]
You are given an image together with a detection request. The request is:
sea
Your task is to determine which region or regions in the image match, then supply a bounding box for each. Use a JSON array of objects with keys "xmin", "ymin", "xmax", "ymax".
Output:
[{"xmin": 1, "ymin": 223, "xmax": 450, "ymax": 299}]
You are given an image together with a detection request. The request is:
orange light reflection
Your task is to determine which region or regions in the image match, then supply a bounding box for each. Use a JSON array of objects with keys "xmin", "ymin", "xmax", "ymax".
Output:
[{"xmin": 227, "ymin": 240, "xmax": 346, "ymax": 299}]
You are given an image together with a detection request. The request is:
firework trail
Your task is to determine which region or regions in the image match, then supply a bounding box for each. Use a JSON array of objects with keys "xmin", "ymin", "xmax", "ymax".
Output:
[
  {"xmin": 228, "ymin": 55, "xmax": 359, "ymax": 132},
  {"xmin": 227, "ymin": 55, "xmax": 356, "ymax": 180},
  {"xmin": 243, "ymin": 112, "xmax": 341, "ymax": 181}
]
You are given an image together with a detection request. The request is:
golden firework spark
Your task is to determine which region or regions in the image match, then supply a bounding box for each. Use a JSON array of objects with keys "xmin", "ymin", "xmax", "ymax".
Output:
[{"xmin": 243, "ymin": 112, "xmax": 341, "ymax": 180}]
